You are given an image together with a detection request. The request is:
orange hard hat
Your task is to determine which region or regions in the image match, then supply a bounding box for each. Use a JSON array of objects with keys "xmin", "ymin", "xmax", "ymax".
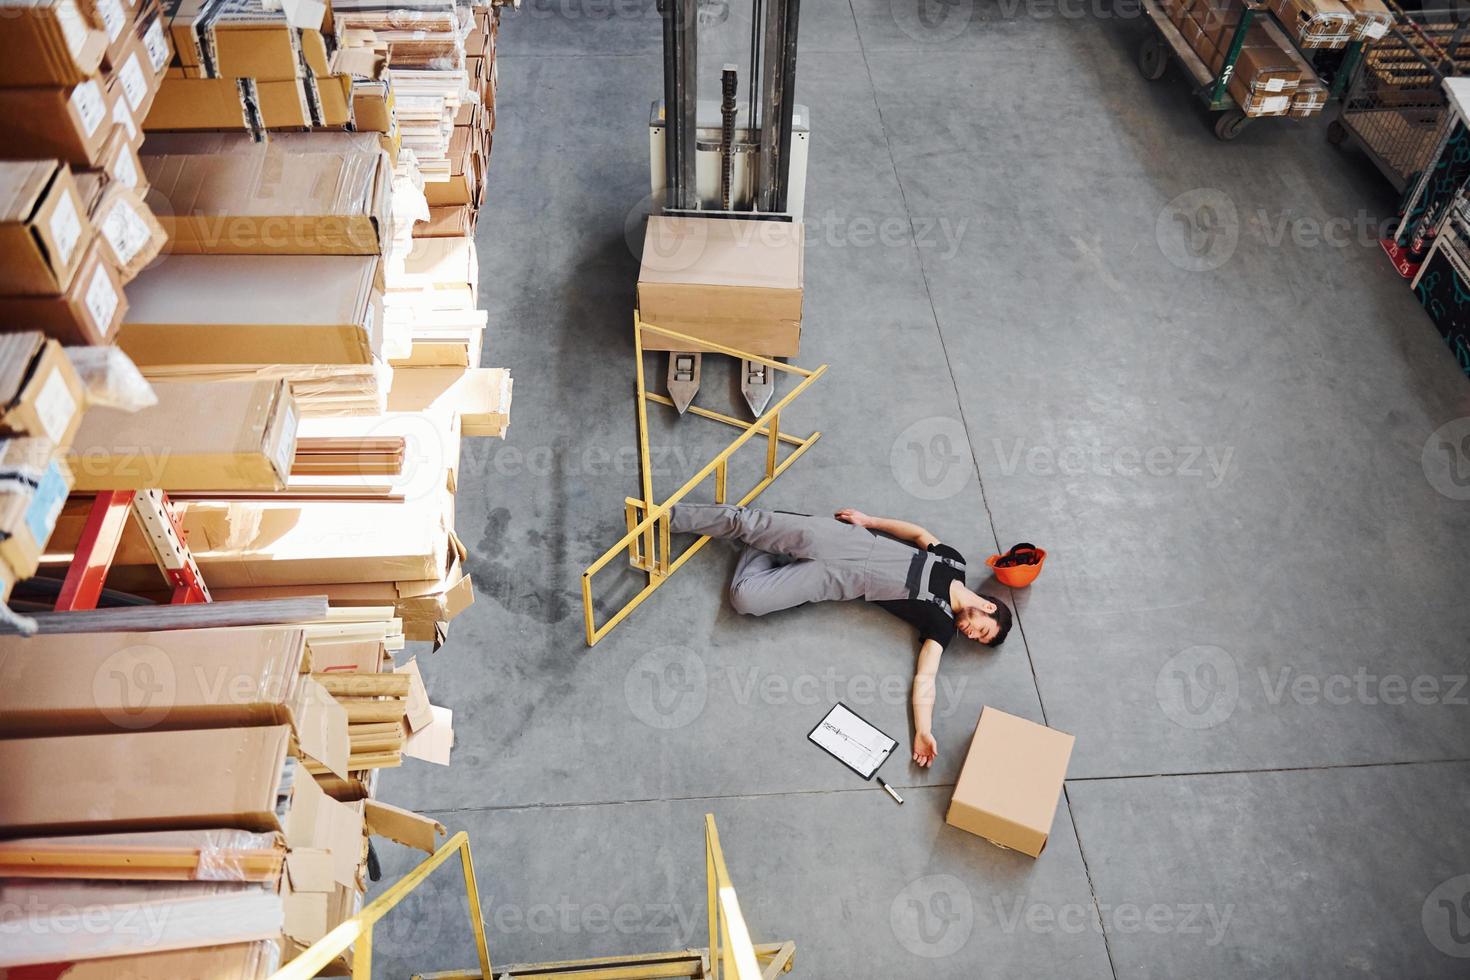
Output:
[{"xmin": 986, "ymin": 543, "xmax": 1046, "ymax": 588}]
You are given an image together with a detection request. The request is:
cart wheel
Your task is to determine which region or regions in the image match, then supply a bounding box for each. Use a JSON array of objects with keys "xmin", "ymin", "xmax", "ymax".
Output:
[
  {"xmin": 1214, "ymin": 109, "xmax": 1249, "ymax": 141},
  {"xmin": 1138, "ymin": 36, "xmax": 1168, "ymax": 81},
  {"xmin": 1326, "ymin": 119, "xmax": 1348, "ymax": 146}
]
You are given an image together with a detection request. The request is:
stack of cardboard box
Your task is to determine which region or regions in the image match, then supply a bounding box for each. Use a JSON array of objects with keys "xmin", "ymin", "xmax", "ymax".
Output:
[
  {"xmin": 0, "ymin": 0, "xmax": 171, "ymax": 345},
  {"xmin": 1161, "ymin": 0, "xmax": 1333, "ymax": 118},
  {"xmin": 149, "ymin": 0, "xmax": 356, "ymax": 132},
  {"xmin": 1160, "ymin": 0, "xmax": 1394, "ymax": 118},
  {"xmin": 0, "ymin": 620, "xmax": 456, "ymax": 973},
  {"xmin": 0, "ymin": 336, "xmax": 88, "ymax": 603}
]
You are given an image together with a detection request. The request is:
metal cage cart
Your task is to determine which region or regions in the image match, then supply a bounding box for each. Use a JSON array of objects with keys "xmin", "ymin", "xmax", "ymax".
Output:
[
  {"xmin": 1139, "ymin": 0, "xmax": 1364, "ymax": 141},
  {"xmin": 1329, "ymin": 10, "xmax": 1470, "ymax": 191}
]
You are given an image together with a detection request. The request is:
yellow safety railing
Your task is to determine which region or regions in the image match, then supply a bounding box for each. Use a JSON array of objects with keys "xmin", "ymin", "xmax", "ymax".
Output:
[
  {"xmin": 268, "ymin": 831, "xmax": 492, "ymax": 980},
  {"xmin": 704, "ymin": 814, "xmax": 764, "ymax": 980},
  {"xmin": 271, "ymin": 817, "xmax": 782, "ymax": 980},
  {"xmin": 581, "ymin": 316, "xmax": 828, "ymax": 646}
]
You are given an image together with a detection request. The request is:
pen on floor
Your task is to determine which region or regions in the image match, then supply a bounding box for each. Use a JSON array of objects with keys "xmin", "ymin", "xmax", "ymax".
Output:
[{"xmin": 877, "ymin": 777, "xmax": 903, "ymax": 805}]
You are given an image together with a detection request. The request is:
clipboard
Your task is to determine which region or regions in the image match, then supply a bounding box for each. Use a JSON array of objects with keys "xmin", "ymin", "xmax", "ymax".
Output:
[{"xmin": 807, "ymin": 702, "xmax": 898, "ymax": 780}]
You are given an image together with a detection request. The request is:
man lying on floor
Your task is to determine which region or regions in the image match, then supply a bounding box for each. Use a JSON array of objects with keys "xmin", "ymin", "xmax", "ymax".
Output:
[{"xmin": 669, "ymin": 503, "xmax": 1013, "ymax": 769}]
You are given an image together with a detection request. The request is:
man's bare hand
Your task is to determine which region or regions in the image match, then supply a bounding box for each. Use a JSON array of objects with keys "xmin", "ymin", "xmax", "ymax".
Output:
[
  {"xmin": 912, "ymin": 731, "xmax": 937, "ymax": 767},
  {"xmin": 834, "ymin": 508, "xmax": 871, "ymax": 528}
]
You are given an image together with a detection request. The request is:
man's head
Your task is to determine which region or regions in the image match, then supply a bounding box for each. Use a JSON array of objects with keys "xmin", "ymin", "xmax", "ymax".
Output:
[{"xmin": 956, "ymin": 593, "xmax": 1013, "ymax": 646}]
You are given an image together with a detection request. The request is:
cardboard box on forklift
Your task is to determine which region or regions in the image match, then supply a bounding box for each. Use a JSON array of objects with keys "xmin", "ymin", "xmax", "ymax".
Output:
[
  {"xmin": 67, "ymin": 379, "xmax": 299, "ymax": 492},
  {"xmin": 118, "ymin": 254, "xmax": 382, "ymax": 366},
  {"xmin": 946, "ymin": 707, "xmax": 1075, "ymax": 857},
  {"xmin": 637, "ymin": 215, "xmax": 805, "ymax": 357},
  {"xmin": 0, "ymin": 333, "xmax": 87, "ymax": 446},
  {"xmin": 0, "ymin": 238, "xmax": 127, "ymax": 345},
  {"xmin": 0, "ymin": 80, "xmax": 117, "ymax": 167},
  {"xmin": 0, "ymin": 160, "xmax": 95, "ymax": 297},
  {"xmin": 0, "ymin": 0, "xmax": 108, "ymax": 86},
  {"xmin": 144, "ymin": 142, "xmax": 391, "ymax": 255},
  {"xmin": 0, "ymin": 725, "xmax": 293, "ymax": 836}
]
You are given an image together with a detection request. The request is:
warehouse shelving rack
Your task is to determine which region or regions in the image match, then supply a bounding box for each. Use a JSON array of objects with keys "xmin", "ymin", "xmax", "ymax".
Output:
[
  {"xmin": 1137, "ymin": 0, "xmax": 1364, "ymax": 140},
  {"xmin": 1328, "ymin": 9, "xmax": 1470, "ymax": 191}
]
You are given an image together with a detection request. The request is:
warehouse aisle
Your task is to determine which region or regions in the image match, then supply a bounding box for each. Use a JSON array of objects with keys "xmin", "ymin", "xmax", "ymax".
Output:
[{"xmin": 372, "ymin": 4, "xmax": 1470, "ymax": 978}]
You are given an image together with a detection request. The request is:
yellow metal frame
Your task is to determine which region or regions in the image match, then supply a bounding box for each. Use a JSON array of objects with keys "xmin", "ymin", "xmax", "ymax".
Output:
[
  {"xmin": 269, "ymin": 831, "xmax": 492, "ymax": 980},
  {"xmin": 581, "ymin": 316, "xmax": 828, "ymax": 646},
  {"xmin": 273, "ymin": 818, "xmax": 793, "ymax": 980}
]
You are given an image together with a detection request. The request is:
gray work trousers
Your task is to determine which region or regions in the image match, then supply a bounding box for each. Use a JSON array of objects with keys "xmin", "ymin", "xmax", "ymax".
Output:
[{"xmin": 669, "ymin": 503, "xmax": 921, "ymax": 616}]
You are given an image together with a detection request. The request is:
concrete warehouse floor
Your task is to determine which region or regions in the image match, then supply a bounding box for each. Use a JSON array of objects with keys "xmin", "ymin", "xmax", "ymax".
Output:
[{"xmin": 369, "ymin": 4, "xmax": 1470, "ymax": 978}]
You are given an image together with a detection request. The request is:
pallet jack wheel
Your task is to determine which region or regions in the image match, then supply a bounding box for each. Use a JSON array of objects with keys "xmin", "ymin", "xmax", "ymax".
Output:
[
  {"xmin": 1214, "ymin": 109, "xmax": 1249, "ymax": 141},
  {"xmin": 1326, "ymin": 119, "xmax": 1348, "ymax": 146},
  {"xmin": 1138, "ymin": 36, "xmax": 1168, "ymax": 81}
]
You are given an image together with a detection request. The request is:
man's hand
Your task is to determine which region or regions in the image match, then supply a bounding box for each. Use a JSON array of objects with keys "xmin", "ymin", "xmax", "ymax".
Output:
[
  {"xmin": 834, "ymin": 508, "xmax": 871, "ymax": 528},
  {"xmin": 912, "ymin": 730, "xmax": 937, "ymax": 767}
]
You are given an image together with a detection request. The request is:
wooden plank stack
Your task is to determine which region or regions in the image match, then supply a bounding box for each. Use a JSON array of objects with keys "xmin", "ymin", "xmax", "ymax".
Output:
[{"xmin": 0, "ymin": 619, "xmax": 454, "ymax": 973}]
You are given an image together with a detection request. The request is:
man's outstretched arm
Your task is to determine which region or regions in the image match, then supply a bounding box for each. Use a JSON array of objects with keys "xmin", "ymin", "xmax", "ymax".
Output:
[
  {"xmin": 911, "ymin": 638, "xmax": 943, "ymax": 767},
  {"xmin": 834, "ymin": 508, "xmax": 939, "ymax": 549}
]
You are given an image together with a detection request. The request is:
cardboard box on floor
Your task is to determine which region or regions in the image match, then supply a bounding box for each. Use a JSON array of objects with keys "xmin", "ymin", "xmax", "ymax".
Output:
[
  {"xmin": 946, "ymin": 707, "xmax": 1074, "ymax": 857},
  {"xmin": 0, "ymin": 237, "xmax": 128, "ymax": 345},
  {"xmin": 118, "ymin": 254, "xmax": 382, "ymax": 366},
  {"xmin": 0, "ymin": 333, "xmax": 87, "ymax": 446},
  {"xmin": 144, "ymin": 140, "xmax": 391, "ymax": 255},
  {"xmin": 0, "ymin": 160, "xmax": 95, "ymax": 296},
  {"xmin": 67, "ymin": 379, "xmax": 299, "ymax": 491},
  {"xmin": 637, "ymin": 215, "xmax": 804, "ymax": 357}
]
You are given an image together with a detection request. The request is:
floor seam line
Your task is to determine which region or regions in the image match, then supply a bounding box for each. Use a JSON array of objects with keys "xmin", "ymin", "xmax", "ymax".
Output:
[
  {"xmin": 1063, "ymin": 785, "xmax": 1122, "ymax": 980},
  {"xmin": 847, "ymin": 12, "xmax": 1050, "ymax": 728},
  {"xmin": 394, "ymin": 756, "xmax": 1470, "ymax": 818}
]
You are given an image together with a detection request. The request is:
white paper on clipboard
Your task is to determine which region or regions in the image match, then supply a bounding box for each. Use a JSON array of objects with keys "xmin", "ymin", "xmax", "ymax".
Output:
[{"xmin": 809, "ymin": 703, "xmax": 898, "ymax": 779}]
